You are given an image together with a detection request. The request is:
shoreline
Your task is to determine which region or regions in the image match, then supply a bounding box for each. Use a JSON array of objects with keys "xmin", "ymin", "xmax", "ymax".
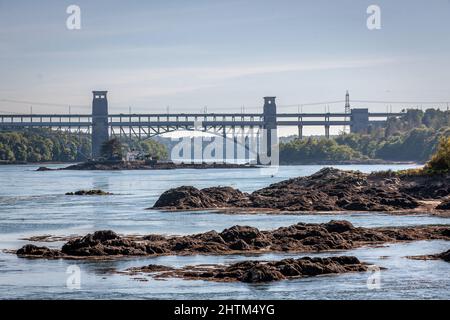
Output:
[
  {"xmin": 0, "ymin": 160, "xmax": 421, "ymax": 166},
  {"xmin": 280, "ymin": 160, "xmax": 420, "ymax": 166},
  {"xmin": 35, "ymin": 161, "xmax": 259, "ymax": 171}
]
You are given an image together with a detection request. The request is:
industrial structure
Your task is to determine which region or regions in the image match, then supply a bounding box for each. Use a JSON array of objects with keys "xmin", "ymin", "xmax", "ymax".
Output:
[{"xmin": 0, "ymin": 91, "xmax": 403, "ymax": 161}]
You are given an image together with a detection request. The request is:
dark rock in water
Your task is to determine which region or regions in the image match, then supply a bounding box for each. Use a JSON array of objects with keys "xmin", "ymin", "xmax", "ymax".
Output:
[
  {"xmin": 134, "ymin": 256, "xmax": 368, "ymax": 283},
  {"xmin": 439, "ymin": 250, "xmax": 450, "ymax": 262},
  {"xmin": 219, "ymin": 225, "xmax": 262, "ymax": 243},
  {"xmin": 16, "ymin": 244, "xmax": 61, "ymax": 258},
  {"xmin": 152, "ymin": 186, "xmax": 217, "ymax": 210},
  {"xmin": 91, "ymin": 230, "xmax": 119, "ymax": 241},
  {"xmin": 202, "ymin": 187, "xmax": 251, "ymax": 207},
  {"xmin": 436, "ymin": 199, "xmax": 450, "ymax": 210},
  {"xmin": 228, "ymin": 239, "xmax": 251, "ymax": 251},
  {"xmin": 152, "ymin": 167, "xmax": 433, "ymax": 212},
  {"xmin": 61, "ymin": 230, "xmax": 147, "ymax": 256},
  {"xmin": 240, "ymin": 263, "xmax": 285, "ymax": 283},
  {"xmin": 396, "ymin": 174, "xmax": 450, "ymax": 199},
  {"xmin": 15, "ymin": 221, "xmax": 450, "ymax": 259},
  {"xmin": 152, "ymin": 186, "xmax": 249, "ymax": 210},
  {"xmin": 408, "ymin": 249, "xmax": 450, "ymax": 262},
  {"xmin": 127, "ymin": 264, "xmax": 174, "ymax": 273},
  {"xmin": 324, "ymin": 220, "xmax": 355, "ymax": 233},
  {"xmin": 143, "ymin": 234, "xmax": 166, "ymax": 241},
  {"xmin": 65, "ymin": 190, "xmax": 112, "ymax": 196},
  {"xmin": 36, "ymin": 167, "xmax": 53, "ymax": 171}
]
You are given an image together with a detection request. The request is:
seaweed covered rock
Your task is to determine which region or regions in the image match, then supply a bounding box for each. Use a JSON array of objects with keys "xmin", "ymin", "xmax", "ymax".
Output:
[
  {"xmin": 132, "ymin": 256, "xmax": 369, "ymax": 283},
  {"xmin": 152, "ymin": 186, "xmax": 218, "ymax": 209},
  {"xmin": 16, "ymin": 221, "xmax": 450, "ymax": 259},
  {"xmin": 152, "ymin": 168, "xmax": 425, "ymax": 212},
  {"xmin": 65, "ymin": 190, "xmax": 112, "ymax": 196},
  {"xmin": 438, "ymin": 250, "xmax": 450, "ymax": 262},
  {"xmin": 152, "ymin": 186, "xmax": 249, "ymax": 210},
  {"xmin": 16, "ymin": 244, "xmax": 62, "ymax": 258},
  {"xmin": 61, "ymin": 230, "xmax": 148, "ymax": 256}
]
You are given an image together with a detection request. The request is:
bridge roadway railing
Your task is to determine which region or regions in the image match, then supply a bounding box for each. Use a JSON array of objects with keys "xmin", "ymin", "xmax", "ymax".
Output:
[
  {"xmin": 0, "ymin": 112, "xmax": 403, "ymax": 139},
  {"xmin": 0, "ymin": 112, "xmax": 402, "ymax": 126}
]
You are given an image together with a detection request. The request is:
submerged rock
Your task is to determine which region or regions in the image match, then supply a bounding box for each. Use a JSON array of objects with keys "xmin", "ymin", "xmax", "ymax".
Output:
[
  {"xmin": 36, "ymin": 167, "xmax": 53, "ymax": 171},
  {"xmin": 65, "ymin": 190, "xmax": 112, "ymax": 196},
  {"xmin": 15, "ymin": 220, "xmax": 450, "ymax": 259},
  {"xmin": 152, "ymin": 168, "xmax": 435, "ymax": 212},
  {"xmin": 439, "ymin": 250, "xmax": 450, "ymax": 262},
  {"xmin": 408, "ymin": 249, "xmax": 450, "ymax": 262}
]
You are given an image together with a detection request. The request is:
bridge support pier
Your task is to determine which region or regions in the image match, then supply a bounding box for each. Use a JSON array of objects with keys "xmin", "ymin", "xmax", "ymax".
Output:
[
  {"xmin": 258, "ymin": 96, "xmax": 277, "ymax": 165},
  {"xmin": 350, "ymin": 108, "xmax": 369, "ymax": 134},
  {"xmin": 325, "ymin": 125, "xmax": 330, "ymax": 139},
  {"xmin": 222, "ymin": 126, "xmax": 227, "ymax": 164},
  {"xmin": 91, "ymin": 91, "xmax": 109, "ymax": 159}
]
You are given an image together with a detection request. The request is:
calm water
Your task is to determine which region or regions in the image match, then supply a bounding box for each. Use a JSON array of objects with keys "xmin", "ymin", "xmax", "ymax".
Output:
[{"xmin": 0, "ymin": 163, "xmax": 449, "ymax": 299}]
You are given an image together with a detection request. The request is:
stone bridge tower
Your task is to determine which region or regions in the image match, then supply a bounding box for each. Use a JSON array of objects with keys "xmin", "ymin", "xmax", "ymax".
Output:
[
  {"xmin": 260, "ymin": 96, "xmax": 278, "ymax": 164},
  {"xmin": 91, "ymin": 91, "xmax": 109, "ymax": 159}
]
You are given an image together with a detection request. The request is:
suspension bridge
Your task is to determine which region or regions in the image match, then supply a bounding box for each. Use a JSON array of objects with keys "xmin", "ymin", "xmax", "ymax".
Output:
[{"xmin": 0, "ymin": 91, "xmax": 404, "ymax": 159}]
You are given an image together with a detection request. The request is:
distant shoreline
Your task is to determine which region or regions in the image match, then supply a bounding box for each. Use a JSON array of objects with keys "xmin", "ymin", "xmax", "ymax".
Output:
[
  {"xmin": 1, "ymin": 159, "xmax": 422, "ymax": 166},
  {"xmin": 35, "ymin": 160, "xmax": 259, "ymax": 171},
  {"xmin": 280, "ymin": 159, "xmax": 421, "ymax": 166}
]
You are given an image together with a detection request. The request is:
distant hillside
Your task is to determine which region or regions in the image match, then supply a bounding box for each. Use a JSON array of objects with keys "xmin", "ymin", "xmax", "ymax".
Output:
[
  {"xmin": 0, "ymin": 129, "xmax": 169, "ymax": 163},
  {"xmin": 280, "ymin": 108, "xmax": 450, "ymax": 164}
]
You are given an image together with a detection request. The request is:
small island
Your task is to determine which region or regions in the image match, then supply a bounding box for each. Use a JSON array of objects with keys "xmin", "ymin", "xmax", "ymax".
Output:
[{"xmin": 35, "ymin": 137, "xmax": 257, "ymax": 171}]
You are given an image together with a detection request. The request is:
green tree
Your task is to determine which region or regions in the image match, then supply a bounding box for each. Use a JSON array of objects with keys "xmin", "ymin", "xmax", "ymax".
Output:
[
  {"xmin": 101, "ymin": 138, "xmax": 123, "ymax": 160},
  {"xmin": 425, "ymin": 136, "xmax": 450, "ymax": 173},
  {"xmin": 139, "ymin": 139, "xmax": 168, "ymax": 160},
  {"xmin": 0, "ymin": 129, "xmax": 91, "ymax": 163},
  {"xmin": 280, "ymin": 137, "xmax": 361, "ymax": 164}
]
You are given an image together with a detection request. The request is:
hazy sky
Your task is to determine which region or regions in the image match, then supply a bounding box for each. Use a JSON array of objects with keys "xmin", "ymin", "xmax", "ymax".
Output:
[{"xmin": 1, "ymin": 0, "xmax": 449, "ymax": 120}]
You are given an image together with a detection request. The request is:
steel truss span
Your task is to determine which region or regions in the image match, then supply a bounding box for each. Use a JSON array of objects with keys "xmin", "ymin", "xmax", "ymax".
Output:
[{"xmin": 0, "ymin": 91, "xmax": 404, "ymax": 158}]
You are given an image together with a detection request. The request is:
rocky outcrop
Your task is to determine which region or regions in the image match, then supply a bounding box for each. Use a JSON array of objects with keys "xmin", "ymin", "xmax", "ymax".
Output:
[
  {"xmin": 439, "ymin": 250, "xmax": 450, "ymax": 261},
  {"xmin": 395, "ymin": 174, "xmax": 450, "ymax": 199},
  {"xmin": 61, "ymin": 230, "xmax": 150, "ymax": 256},
  {"xmin": 408, "ymin": 249, "xmax": 450, "ymax": 262},
  {"xmin": 65, "ymin": 190, "xmax": 112, "ymax": 196},
  {"xmin": 152, "ymin": 186, "xmax": 249, "ymax": 210},
  {"xmin": 16, "ymin": 244, "xmax": 62, "ymax": 258},
  {"xmin": 36, "ymin": 166, "xmax": 53, "ymax": 171},
  {"xmin": 152, "ymin": 168, "xmax": 430, "ymax": 212},
  {"xmin": 438, "ymin": 250, "xmax": 450, "ymax": 262},
  {"xmin": 16, "ymin": 220, "xmax": 450, "ymax": 259},
  {"xmin": 124, "ymin": 256, "xmax": 369, "ymax": 283}
]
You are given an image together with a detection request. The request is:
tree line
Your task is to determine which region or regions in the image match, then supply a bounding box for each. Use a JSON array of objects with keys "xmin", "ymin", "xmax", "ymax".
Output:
[
  {"xmin": 0, "ymin": 129, "xmax": 168, "ymax": 163},
  {"xmin": 280, "ymin": 108, "xmax": 450, "ymax": 164},
  {"xmin": 0, "ymin": 129, "xmax": 91, "ymax": 163}
]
